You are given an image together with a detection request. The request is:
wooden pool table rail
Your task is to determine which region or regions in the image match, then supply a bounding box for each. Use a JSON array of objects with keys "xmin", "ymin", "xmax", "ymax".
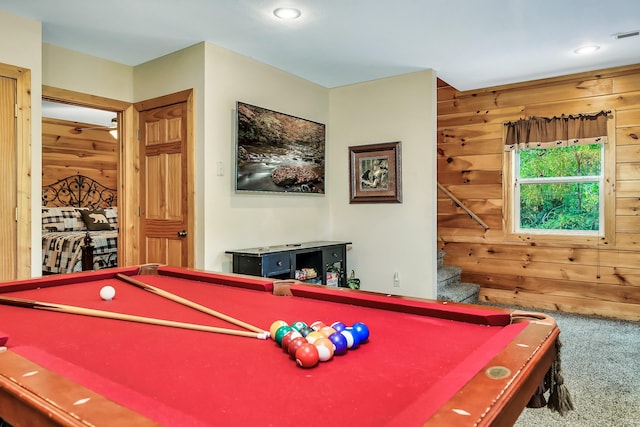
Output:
[{"xmin": 0, "ymin": 349, "xmax": 160, "ymax": 427}]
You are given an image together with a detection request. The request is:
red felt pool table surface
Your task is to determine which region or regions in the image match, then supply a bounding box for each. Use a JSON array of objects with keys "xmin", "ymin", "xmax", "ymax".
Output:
[{"xmin": 0, "ymin": 266, "xmax": 559, "ymax": 427}]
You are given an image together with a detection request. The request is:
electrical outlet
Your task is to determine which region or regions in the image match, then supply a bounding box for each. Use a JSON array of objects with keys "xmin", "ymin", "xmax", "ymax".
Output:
[
  {"xmin": 393, "ymin": 272, "xmax": 400, "ymax": 287},
  {"xmin": 216, "ymin": 161, "xmax": 224, "ymax": 176}
]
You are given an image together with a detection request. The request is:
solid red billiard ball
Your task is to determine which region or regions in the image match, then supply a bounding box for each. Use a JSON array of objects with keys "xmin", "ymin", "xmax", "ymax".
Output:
[
  {"xmin": 295, "ymin": 343, "xmax": 319, "ymax": 368},
  {"xmin": 281, "ymin": 330, "xmax": 302, "ymax": 352},
  {"xmin": 288, "ymin": 337, "xmax": 308, "ymax": 359},
  {"xmin": 274, "ymin": 325, "xmax": 293, "ymax": 346}
]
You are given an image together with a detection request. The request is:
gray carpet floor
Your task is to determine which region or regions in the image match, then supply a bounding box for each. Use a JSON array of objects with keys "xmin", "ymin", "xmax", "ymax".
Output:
[{"xmin": 507, "ymin": 307, "xmax": 640, "ymax": 427}]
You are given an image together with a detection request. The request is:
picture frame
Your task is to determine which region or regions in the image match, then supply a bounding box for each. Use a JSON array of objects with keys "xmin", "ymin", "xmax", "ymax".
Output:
[
  {"xmin": 349, "ymin": 141, "xmax": 402, "ymax": 203},
  {"xmin": 235, "ymin": 101, "xmax": 326, "ymax": 194}
]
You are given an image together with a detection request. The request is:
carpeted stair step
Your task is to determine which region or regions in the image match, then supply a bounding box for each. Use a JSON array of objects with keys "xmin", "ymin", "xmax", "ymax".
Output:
[
  {"xmin": 437, "ymin": 264, "xmax": 461, "ymax": 289},
  {"xmin": 438, "ymin": 282, "xmax": 480, "ymax": 304},
  {"xmin": 437, "ymin": 249, "xmax": 480, "ymax": 303}
]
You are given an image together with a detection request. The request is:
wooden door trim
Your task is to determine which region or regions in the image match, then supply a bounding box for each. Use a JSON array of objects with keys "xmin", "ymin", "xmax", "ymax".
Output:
[
  {"xmin": 42, "ymin": 86, "xmax": 130, "ymax": 111},
  {"xmin": 134, "ymin": 89, "xmax": 193, "ymax": 112},
  {"xmin": 38, "ymin": 88, "xmax": 195, "ymax": 268},
  {"xmin": 134, "ymin": 89, "xmax": 194, "ymax": 268},
  {"xmin": 42, "ymin": 86, "xmax": 133, "ymax": 268},
  {"xmin": 0, "ymin": 63, "xmax": 31, "ymax": 279}
]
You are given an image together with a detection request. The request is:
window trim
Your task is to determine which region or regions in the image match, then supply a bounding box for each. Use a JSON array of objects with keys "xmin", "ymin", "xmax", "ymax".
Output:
[{"xmin": 503, "ymin": 114, "xmax": 616, "ymax": 246}]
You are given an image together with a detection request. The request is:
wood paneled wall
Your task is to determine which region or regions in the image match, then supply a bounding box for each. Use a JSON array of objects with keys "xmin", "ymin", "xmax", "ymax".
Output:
[
  {"xmin": 42, "ymin": 118, "xmax": 118, "ymax": 191},
  {"xmin": 437, "ymin": 64, "xmax": 640, "ymax": 321}
]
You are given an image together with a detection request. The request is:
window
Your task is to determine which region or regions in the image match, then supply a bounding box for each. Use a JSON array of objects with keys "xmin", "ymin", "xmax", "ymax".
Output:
[
  {"xmin": 503, "ymin": 111, "xmax": 614, "ymax": 242},
  {"xmin": 513, "ymin": 144, "xmax": 603, "ymax": 234}
]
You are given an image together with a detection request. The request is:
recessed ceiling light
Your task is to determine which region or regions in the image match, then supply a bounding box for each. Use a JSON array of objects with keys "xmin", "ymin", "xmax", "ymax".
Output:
[
  {"xmin": 574, "ymin": 45, "xmax": 600, "ymax": 55},
  {"xmin": 273, "ymin": 7, "xmax": 301, "ymax": 20}
]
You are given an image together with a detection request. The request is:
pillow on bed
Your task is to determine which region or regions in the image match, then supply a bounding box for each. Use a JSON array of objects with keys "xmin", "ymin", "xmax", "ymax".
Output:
[
  {"xmin": 42, "ymin": 206, "xmax": 86, "ymax": 232},
  {"xmin": 103, "ymin": 206, "xmax": 119, "ymax": 230},
  {"xmin": 79, "ymin": 209, "xmax": 111, "ymax": 231}
]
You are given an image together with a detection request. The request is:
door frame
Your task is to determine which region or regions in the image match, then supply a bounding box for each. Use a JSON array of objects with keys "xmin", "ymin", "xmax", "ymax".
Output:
[
  {"xmin": 42, "ymin": 86, "xmax": 134, "ymax": 265},
  {"xmin": 0, "ymin": 62, "xmax": 31, "ymax": 279},
  {"xmin": 40, "ymin": 87, "xmax": 194, "ymax": 269},
  {"xmin": 133, "ymin": 89, "xmax": 195, "ymax": 267}
]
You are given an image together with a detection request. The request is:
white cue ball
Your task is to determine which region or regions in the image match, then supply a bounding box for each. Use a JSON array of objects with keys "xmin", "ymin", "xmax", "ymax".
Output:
[{"xmin": 100, "ymin": 285, "xmax": 116, "ymax": 301}]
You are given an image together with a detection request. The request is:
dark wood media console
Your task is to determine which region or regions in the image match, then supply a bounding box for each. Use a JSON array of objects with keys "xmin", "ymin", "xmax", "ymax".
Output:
[{"xmin": 226, "ymin": 241, "xmax": 351, "ymax": 287}]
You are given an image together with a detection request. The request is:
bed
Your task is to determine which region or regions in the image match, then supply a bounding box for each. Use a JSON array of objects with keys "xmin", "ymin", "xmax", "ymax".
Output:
[{"xmin": 41, "ymin": 175, "xmax": 119, "ymax": 274}]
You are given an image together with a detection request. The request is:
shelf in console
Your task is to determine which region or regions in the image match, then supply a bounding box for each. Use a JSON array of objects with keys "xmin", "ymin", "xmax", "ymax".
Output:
[{"xmin": 226, "ymin": 241, "xmax": 351, "ymax": 286}]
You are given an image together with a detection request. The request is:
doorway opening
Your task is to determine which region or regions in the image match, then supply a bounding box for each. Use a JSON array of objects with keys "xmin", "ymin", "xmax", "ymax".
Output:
[{"xmin": 41, "ymin": 87, "xmax": 131, "ymax": 274}]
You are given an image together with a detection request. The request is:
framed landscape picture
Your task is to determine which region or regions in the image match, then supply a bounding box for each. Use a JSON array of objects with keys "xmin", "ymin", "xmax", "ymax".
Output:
[
  {"xmin": 349, "ymin": 141, "xmax": 402, "ymax": 203},
  {"xmin": 235, "ymin": 102, "xmax": 326, "ymax": 194}
]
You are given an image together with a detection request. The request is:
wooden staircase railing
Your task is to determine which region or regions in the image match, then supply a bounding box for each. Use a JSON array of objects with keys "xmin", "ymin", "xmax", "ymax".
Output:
[{"xmin": 437, "ymin": 182, "xmax": 489, "ymax": 231}]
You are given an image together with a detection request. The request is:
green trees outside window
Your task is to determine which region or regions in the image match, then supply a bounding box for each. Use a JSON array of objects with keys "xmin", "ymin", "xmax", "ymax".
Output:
[{"xmin": 517, "ymin": 144, "xmax": 602, "ymax": 232}]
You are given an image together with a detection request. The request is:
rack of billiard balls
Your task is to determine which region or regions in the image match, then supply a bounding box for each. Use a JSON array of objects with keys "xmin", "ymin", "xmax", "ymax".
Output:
[{"xmin": 270, "ymin": 320, "xmax": 370, "ymax": 368}]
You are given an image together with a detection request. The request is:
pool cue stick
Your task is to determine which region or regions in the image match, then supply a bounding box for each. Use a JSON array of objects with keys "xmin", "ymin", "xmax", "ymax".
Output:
[
  {"xmin": 115, "ymin": 273, "xmax": 267, "ymax": 335},
  {"xmin": 0, "ymin": 295, "xmax": 269, "ymax": 340}
]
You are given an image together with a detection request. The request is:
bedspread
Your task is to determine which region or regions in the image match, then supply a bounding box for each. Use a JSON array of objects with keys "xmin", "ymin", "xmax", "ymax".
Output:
[{"xmin": 42, "ymin": 230, "xmax": 118, "ymax": 274}]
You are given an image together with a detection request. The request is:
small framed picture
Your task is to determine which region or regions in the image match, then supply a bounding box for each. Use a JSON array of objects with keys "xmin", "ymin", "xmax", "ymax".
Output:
[{"xmin": 349, "ymin": 141, "xmax": 402, "ymax": 203}]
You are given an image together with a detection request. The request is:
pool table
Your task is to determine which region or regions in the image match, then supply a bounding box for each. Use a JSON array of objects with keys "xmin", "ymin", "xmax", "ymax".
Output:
[{"xmin": 0, "ymin": 266, "xmax": 559, "ymax": 427}]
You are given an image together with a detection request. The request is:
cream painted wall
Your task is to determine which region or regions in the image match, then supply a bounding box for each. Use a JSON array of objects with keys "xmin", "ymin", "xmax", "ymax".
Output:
[
  {"xmin": 43, "ymin": 43, "xmax": 134, "ymax": 102},
  {"xmin": 328, "ymin": 71, "xmax": 438, "ymax": 299},
  {"xmin": 133, "ymin": 42, "xmax": 330, "ymax": 272},
  {"xmin": 203, "ymin": 42, "xmax": 330, "ymax": 272},
  {"xmin": 134, "ymin": 42, "xmax": 207, "ymax": 268},
  {"xmin": 134, "ymin": 43, "xmax": 204, "ymax": 102},
  {"xmin": 0, "ymin": 12, "xmax": 41, "ymax": 68},
  {"xmin": 0, "ymin": 11, "xmax": 42, "ymax": 276}
]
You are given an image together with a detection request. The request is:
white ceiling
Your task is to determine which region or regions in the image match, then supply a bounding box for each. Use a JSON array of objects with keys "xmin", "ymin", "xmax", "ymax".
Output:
[
  {"xmin": 2, "ymin": 0, "xmax": 640, "ymax": 91},
  {"xmin": 42, "ymin": 101, "xmax": 116, "ymax": 127}
]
